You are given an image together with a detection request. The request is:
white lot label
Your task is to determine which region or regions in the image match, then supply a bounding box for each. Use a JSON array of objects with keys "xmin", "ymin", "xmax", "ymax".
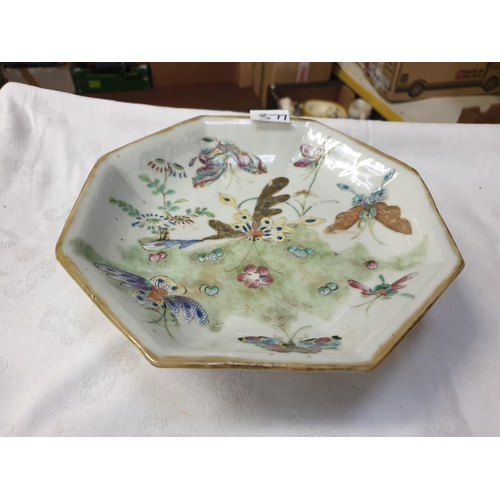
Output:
[{"xmin": 250, "ymin": 110, "xmax": 291, "ymax": 123}]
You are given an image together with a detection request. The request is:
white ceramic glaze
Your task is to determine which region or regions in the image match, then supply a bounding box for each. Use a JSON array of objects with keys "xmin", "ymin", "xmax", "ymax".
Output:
[{"xmin": 56, "ymin": 116, "xmax": 464, "ymax": 370}]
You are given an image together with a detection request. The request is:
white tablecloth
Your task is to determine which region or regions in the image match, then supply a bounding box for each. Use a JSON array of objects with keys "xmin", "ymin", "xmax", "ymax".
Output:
[{"xmin": 1, "ymin": 82, "xmax": 498, "ymax": 437}]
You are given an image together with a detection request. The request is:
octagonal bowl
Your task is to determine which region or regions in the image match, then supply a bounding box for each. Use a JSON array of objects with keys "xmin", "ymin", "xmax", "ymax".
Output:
[{"xmin": 56, "ymin": 116, "xmax": 464, "ymax": 371}]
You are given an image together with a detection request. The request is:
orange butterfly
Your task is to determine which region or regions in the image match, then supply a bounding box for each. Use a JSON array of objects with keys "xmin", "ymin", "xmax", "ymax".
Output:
[{"xmin": 324, "ymin": 169, "xmax": 411, "ymax": 243}]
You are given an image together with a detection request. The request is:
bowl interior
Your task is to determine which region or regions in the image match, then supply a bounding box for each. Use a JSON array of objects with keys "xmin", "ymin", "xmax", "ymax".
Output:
[{"xmin": 58, "ymin": 116, "xmax": 463, "ymax": 369}]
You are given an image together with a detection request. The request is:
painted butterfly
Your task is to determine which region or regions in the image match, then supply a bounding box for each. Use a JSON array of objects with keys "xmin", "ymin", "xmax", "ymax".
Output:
[
  {"xmin": 325, "ymin": 169, "xmax": 411, "ymax": 242},
  {"xmin": 191, "ymin": 137, "xmax": 267, "ymax": 188},
  {"xmin": 94, "ymin": 263, "xmax": 208, "ymax": 336},
  {"xmin": 293, "ymin": 143, "xmax": 326, "ymax": 170},
  {"xmin": 239, "ymin": 325, "xmax": 342, "ymax": 354},
  {"xmin": 348, "ymin": 272, "xmax": 418, "ymax": 311},
  {"xmin": 239, "ymin": 335, "xmax": 342, "ymax": 354}
]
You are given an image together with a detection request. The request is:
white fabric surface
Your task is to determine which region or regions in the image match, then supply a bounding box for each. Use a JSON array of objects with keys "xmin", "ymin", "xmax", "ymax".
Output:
[{"xmin": 0, "ymin": 82, "xmax": 498, "ymax": 437}]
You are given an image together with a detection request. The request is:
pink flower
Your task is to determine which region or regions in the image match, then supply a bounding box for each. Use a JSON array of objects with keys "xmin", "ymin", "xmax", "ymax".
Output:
[
  {"xmin": 149, "ymin": 251, "xmax": 167, "ymax": 262},
  {"xmin": 237, "ymin": 265, "xmax": 273, "ymax": 288}
]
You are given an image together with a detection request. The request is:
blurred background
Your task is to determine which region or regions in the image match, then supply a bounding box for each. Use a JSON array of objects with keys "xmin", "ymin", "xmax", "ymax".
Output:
[{"xmin": 1, "ymin": 62, "xmax": 499, "ymax": 124}]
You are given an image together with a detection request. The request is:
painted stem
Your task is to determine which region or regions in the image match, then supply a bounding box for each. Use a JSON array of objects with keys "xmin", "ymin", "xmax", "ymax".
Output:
[
  {"xmin": 368, "ymin": 221, "xmax": 385, "ymax": 245},
  {"xmin": 238, "ymin": 197, "xmax": 259, "ymax": 209},
  {"xmin": 284, "ymin": 201, "xmax": 301, "ymax": 218},
  {"xmin": 254, "ymin": 241, "xmax": 282, "ymax": 274},
  {"xmin": 302, "ymin": 199, "xmax": 338, "ymax": 215}
]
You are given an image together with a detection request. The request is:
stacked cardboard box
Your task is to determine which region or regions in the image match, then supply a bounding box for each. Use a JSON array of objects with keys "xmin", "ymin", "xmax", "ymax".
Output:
[{"xmin": 365, "ymin": 63, "xmax": 500, "ymax": 102}]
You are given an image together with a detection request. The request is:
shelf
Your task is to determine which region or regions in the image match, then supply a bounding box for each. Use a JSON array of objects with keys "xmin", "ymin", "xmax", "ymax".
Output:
[{"xmin": 82, "ymin": 82, "xmax": 262, "ymax": 113}]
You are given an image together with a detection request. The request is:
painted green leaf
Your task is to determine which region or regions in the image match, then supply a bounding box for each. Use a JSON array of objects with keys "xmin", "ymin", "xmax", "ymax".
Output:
[
  {"xmin": 139, "ymin": 174, "xmax": 151, "ymax": 182},
  {"xmin": 109, "ymin": 198, "xmax": 118, "ymax": 204},
  {"xmin": 205, "ymin": 211, "xmax": 215, "ymax": 218},
  {"xmin": 147, "ymin": 183, "xmax": 154, "ymax": 188},
  {"xmin": 166, "ymin": 189, "xmax": 175, "ymax": 195},
  {"xmin": 175, "ymin": 198, "xmax": 187, "ymax": 204},
  {"xmin": 170, "ymin": 206, "xmax": 180, "ymax": 211},
  {"xmin": 154, "ymin": 178, "xmax": 160, "ymax": 185},
  {"xmin": 185, "ymin": 208, "xmax": 192, "ymax": 215},
  {"xmin": 158, "ymin": 206, "xmax": 165, "ymax": 210},
  {"xmin": 152, "ymin": 190, "xmax": 160, "ymax": 195}
]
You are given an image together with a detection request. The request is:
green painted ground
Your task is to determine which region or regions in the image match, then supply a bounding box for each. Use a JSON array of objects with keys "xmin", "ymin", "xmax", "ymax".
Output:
[{"xmin": 71, "ymin": 227, "xmax": 427, "ymax": 332}]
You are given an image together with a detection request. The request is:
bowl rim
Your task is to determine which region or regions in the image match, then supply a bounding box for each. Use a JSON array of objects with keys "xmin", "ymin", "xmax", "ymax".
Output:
[{"xmin": 55, "ymin": 115, "xmax": 465, "ymax": 371}]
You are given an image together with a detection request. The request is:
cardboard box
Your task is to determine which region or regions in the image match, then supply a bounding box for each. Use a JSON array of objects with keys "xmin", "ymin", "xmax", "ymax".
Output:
[
  {"xmin": 150, "ymin": 63, "xmax": 237, "ymax": 87},
  {"xmin": 365, "ymin": 63, "xmax": 500, "ymax": 102},
  {"xmin": 237, "ymin": 63, "xmax": 253, "ymax": 88},
  {"xmin": 256, "ymin": 62, "xmax": 333, "ymax": 106},
  {"xmin": 72, "ymin": 64, "xmax": 151, "ymax": 94},
  {"xmin": 266, "ymin": 80, "xmax": 356, "ymax": 116},
  {"xmin": 1, "ymin": 63, "xmax": 75, "ymax": 93},
  {"xmin": 458, "ymin": 102, "xmax": 500, "ymax": 124}
]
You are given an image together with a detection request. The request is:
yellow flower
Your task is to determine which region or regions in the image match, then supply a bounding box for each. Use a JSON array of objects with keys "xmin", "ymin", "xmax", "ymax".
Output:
[
  {"xmin": 218, "ymin": 193, "xmax": 237, "ymax": 208},
  {"xmin": 233, "ymin": 209, "xmax": 252, "ymax": 223},
  {"xmin": 290, "ymin": 216, "xmax": 326, "ymax": 227},
  {"xmin": 273, "ymin": 217, "xmax": 294, "ymax": 234}
]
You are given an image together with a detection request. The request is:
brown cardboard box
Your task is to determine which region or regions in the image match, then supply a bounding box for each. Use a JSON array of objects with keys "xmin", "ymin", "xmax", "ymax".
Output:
[
  {"xmin": 256, "ymin": 63, "xmax": 333, "ymax": 106},
  {"xmin": 2, "ymin": 63, "xmax": 75, "ymax": 93},
  {"xmin": 458, "ymin": 102, "xmax": 500, "ymax": 124},
  {"xmin": 365, "ymin": 63, "xmax": 500, "ymax": 102},
  {"xmin": 237, "ymin": 63, "xmax": 253, "ymax": 88},
  {"xmin": 151, "ymin": 63, "xmax": 237, "ymax": 87}
]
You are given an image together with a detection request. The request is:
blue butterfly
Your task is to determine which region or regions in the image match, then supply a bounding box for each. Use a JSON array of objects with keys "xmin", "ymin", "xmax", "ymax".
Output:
[
  {"xmin": 94, "ymin": 263, "xmax": 208, "ymax": 337},
  {"xmin": 239, "ymin": 335, "xmax": 342, "ymax": 354}
]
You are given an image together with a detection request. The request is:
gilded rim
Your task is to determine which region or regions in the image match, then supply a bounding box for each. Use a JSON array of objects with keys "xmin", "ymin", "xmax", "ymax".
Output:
[{"xmin": 55, "ymin": 115, "xmax": 465, "ymax": 371}]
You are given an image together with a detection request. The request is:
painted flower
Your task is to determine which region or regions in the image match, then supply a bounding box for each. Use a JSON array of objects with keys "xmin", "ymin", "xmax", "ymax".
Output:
[
  {"xmin": 132, "ymin": 213, "xmax": 170, "ymax": 230},
  {"xmin": 167, "ymin": 215, "xmax": 198, "ymax": 229},
  {"xmin": 148, "ymin": 158, "xmax": 170, "ymax": 173},
  {"xmin": 149, "ymin": 251, "xmax": 167, "ymax": 262},
  {"xmin": 147, "ymin": 159, "xmax": 187, "ymax": 178},
  {"xmin": 167, "ymin": 163, "xmax": 187, "ymax": 178},
  {"xmin": 237, "ymin": 265, "xmax": 273, "ymax": 288},
  {"xmin": 293, "ymin": 189, "xmax": 319, "ymax": 198}
]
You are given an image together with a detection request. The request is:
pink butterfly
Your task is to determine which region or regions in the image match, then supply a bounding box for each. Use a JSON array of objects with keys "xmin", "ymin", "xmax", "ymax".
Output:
[
  {"xmin": 149, "ymin": 252, "xmax": 167, "ymax": 262},
  {"xmin": 293, "ymin": 144, "xmax": 326, "ymax": 169}
]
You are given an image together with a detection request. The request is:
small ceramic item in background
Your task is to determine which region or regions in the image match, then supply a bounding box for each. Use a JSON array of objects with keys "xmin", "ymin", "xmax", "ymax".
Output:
[
  {"xmin": 278, "ymin": 96, "xmax": 303, "ymax": 117},
  {"xmin": 278, "ymin": 97, "xmax": 295, "ymax": 113},
  {"xmin": 348, "ymin": 98, "xmax": 372, "ymax": 120},
  {"xmin": 302, "ymin": 99, "xmax": 347, "ymax": 119}
]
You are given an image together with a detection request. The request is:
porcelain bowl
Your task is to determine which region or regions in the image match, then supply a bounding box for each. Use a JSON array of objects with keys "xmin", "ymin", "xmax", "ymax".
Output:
[{"xmin": 56, "ymin": 116, "xmax": 464, "ymax": 370}]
